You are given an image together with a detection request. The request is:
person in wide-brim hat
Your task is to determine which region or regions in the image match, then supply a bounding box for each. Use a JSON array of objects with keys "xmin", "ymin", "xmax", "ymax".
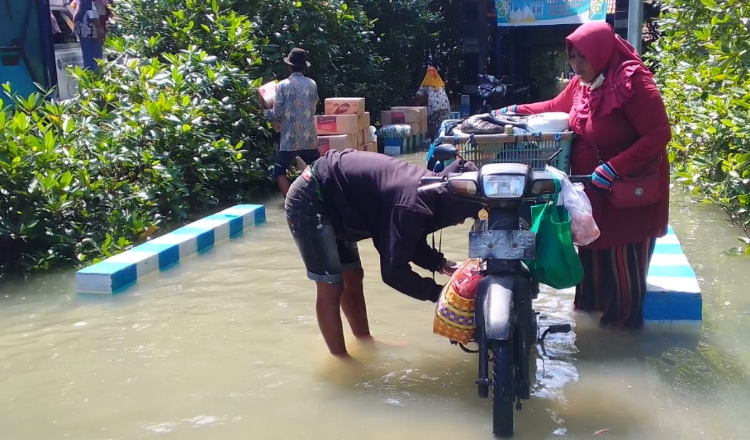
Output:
[
  {"xmin": 262, "ymin": 46, "xmax": 320, "ymax": 197},
  {"xmin": 284, "ymin": 47, "xmax": 311, "ymax": 70}
]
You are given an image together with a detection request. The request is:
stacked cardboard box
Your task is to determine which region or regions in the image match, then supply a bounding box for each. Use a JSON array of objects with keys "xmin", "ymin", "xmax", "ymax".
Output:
[
  {"xmin": 380, "ymin": 106, "xmax": 429, "ymax": 155},
  {"xmin": 316, "ymin": 98, "xmax": 371, "ymax": 153},
  {"xmin": 390, "ymin": 106, "xmax": 428, "ymax": 138}
]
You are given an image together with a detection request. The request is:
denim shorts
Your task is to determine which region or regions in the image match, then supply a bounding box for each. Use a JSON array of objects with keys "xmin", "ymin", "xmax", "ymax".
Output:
[{"xmin": 285, "ymin": 166, "xmax": 362, "ymax": 284}]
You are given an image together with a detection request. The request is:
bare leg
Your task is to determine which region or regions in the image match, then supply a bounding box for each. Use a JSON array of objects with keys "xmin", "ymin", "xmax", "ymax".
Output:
[
  {"xmin": 277, "ymin": 175, "xmax": 292, "ymax": 198},
  {"xmin": 340, "ymin": 268, "xmax": 370, "ymax": 338},
  {"xmin": 315, "ymin": 281, "xmax": 348, "ymax": 356}
]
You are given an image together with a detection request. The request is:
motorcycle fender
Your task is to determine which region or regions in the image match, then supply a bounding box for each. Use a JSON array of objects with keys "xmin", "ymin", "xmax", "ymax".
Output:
[{"xmin": 477, "ymin": 275, "xmax": 515, "ymax": 341}]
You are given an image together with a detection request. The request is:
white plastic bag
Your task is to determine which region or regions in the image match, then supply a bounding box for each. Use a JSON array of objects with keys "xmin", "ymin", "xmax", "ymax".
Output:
[{"xmin": 547, "ymin": 166, "xmax": 601, "ymax": 246}]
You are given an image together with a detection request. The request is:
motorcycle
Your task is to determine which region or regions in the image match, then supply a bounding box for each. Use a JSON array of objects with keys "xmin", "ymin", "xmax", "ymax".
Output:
[
  {"xmin": 477, "ymin": 74, "xmax": 541, "ymax": 114},
  {"xmin": 419, "ymin": 144, "xmax": 590, "ymax": 438}
]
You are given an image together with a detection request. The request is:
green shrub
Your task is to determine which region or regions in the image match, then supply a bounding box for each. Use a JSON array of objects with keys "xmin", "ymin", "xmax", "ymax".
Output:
[
  {"xmin": 0, "ymin": 0, "xmax": 451, "ymax": 278},
  {"xmin": 0, "ymin": 2, "xmax": 278, "ymax": 277},
  {"xmin": 0, "ymin": 45, "xmax": 275, "ymax": 275},
  {"xmin": 112, "ymin": 0, "xmax": 451, "ymax": 116},
  {"xmin": 651, "ymin": 0, "xmax": 750, "ymax": 241}
]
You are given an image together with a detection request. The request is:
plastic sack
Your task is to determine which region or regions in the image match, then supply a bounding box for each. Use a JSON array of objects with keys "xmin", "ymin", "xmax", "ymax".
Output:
[
  {"xmin": 450, "ymin": 258, "xmax": 483, "ymax": 300},
  {"xmin": 547, "ymin": 166, "xmax": 601, "ymax": 247},
  {"xmin": 524, "ymin": 180, "xmax": 584, "ymax": 290},
  {"xmin": 433, "ymin": 259, "xmax": 483, "ymax": 344}
]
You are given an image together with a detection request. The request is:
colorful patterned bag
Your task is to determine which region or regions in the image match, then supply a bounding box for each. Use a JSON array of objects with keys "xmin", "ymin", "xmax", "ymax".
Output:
[{"xmin": 433, "ymin": 259, "xmax": 483, "ymax": 344}]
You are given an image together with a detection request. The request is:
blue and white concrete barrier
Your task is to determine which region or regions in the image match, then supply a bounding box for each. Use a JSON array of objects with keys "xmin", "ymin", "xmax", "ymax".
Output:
[
  {"xmin": 75, "ymin": 204, "xmax": 266, "ymax": 294},
  {"xmin": 644, "ymin": 226, "xmax": 703, "ymax": 324}
]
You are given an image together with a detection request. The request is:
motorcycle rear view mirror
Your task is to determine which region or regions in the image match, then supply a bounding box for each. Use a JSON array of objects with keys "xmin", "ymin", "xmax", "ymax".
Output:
[
  {"xmin": 432, "ymin": 144, "xmax": 459, "ymax": 163},
  {"xmin": 529, "ymin": 171, "xmax": 556, "ymax": 196},
  {"xmin": 447, "ymin": 172, "xmax": 479, "ymax": 196}
]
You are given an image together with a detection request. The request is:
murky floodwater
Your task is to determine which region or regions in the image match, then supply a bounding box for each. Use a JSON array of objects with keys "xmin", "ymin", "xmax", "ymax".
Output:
[{"xmin": 1, "ymin": 154, "xmax": 749, "ymax": 439}]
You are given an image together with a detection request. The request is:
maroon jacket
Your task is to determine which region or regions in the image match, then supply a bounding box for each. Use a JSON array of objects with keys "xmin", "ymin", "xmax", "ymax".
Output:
[{"xmin": 515, "ymin": 73, "xmax": 671, "ymax": 249}]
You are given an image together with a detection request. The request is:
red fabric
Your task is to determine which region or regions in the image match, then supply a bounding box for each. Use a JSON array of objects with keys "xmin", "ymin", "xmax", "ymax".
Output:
[
  {"xmin": 566, "ymin": 22, "xmax": 654, "ymax": 120},
  {"xmin": 513, "ymin": 24, "xmax": 671, "ymax": 249}
]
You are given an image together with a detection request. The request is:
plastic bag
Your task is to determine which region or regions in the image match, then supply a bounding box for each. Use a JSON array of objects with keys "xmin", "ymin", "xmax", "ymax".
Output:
[
  {"xmin": 433, "ymin": 258, "xmax": 483, "ymax": 344},
  {"xmin": 547, "ymin": 166, "xmax": 600, "ymax": 246},
  {"xmin": 451, "ymin": 258, "xmax": 483, "ymax": 300}
]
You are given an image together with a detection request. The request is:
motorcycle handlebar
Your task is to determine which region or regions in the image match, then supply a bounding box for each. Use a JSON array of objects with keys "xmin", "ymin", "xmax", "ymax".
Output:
[
  {"xmin": 568, "ymin": 175, "xmax": 592, "ymax": 184},
  {"xmin": 417, "ymin": 174, "xmax": 591, "ymax": 194},
  {"xmin": 420, "ymin": 176, "xmax": 446, "ymax": 186}
]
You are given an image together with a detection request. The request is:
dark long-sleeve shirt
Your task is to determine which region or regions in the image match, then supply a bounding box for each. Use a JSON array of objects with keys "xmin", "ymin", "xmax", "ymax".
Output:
[{"xmin": 312, "ymin": 150, "xmax": 481, "ymax": 301}]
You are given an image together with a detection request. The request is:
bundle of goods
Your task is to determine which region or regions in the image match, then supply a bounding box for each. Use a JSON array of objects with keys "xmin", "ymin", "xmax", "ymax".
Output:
[
  {"xmin": 316, "ymin": 97, "xmax": 372, "ymax": 153},
  {"xmin": 437, "ymin": 112, "xmax": 574, "ymax": 170},
  {"xmin": 377, "ymin": 124, "xmax": 412, "ymax": 157},
  {"xmin": 433, "ymin": 259, "xmax": 483, "ymax": 344},
  {"xmin": 444, "ymin": 112, "xmax": 570, "ymax": 136},
  {"xmin": 379, "ymin": 106, "xmax": 428, "ymax": 156},
  {"xmin": 377, "ymin": 124, "xmax": 412, "ymax": 139}
]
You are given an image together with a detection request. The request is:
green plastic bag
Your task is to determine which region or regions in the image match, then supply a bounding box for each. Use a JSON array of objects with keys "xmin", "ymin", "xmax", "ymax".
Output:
[{"xmin": 525, "ymin": 177, "xmax": 584, "ymax": 289}]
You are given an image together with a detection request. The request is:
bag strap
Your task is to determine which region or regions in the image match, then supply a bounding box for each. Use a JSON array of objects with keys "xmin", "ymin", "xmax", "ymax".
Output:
[
  {"xmin": 583, "ymin": 111, "xmax": 661, "ymax": 173},
  {"xmin": 548, "ymin": 171, "xmax": 562, "ymax": 207}
]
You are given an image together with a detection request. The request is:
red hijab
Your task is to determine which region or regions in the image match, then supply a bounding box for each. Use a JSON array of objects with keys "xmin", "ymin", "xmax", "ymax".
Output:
[{"xmin": 566, "ymin": 22, "xmax": 652, "ymax": 119}]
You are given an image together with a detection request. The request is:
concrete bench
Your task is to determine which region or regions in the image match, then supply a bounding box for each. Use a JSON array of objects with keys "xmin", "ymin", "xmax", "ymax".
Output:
[
  {"xmin": 644, "ymin": 226, "xmax": 703, "ymax": 324},
  {"xmin": 75, "ymin": 204, "xmax": 266, "ymax": 294}
]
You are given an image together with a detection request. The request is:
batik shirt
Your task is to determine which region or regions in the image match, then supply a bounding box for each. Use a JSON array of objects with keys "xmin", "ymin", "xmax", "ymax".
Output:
[
  {"xmin": 417, "ymin": 86, "xmax": 451, "ymax": 117},
  {"xmin": 264, "ymin": 73, "xmax": 319, "ymax": 151},
  {"xmin": 72, "ymin": 0, "xmax": 107, "ymax": 39}
]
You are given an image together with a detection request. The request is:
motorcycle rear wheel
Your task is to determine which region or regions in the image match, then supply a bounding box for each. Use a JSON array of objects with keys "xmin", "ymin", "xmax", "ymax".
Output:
[{"xmin": 492, "ymin": 340, "xmax": 515, "ymax": 437}]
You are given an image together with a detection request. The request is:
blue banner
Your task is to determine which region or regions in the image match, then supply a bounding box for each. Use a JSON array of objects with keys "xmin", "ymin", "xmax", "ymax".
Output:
[{"xmin": 496, "ymin": 0, "xmax": 607, "ymax": 26}]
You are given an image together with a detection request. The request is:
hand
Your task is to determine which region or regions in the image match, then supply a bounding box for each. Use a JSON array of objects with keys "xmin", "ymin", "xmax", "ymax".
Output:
[
  {"xmin": 440, "ymin": 260, "xmax": 460, "ymax": 276},
  {"xmin": 591, "ymin": 162, "xmax": 618, "ymax": 191}
]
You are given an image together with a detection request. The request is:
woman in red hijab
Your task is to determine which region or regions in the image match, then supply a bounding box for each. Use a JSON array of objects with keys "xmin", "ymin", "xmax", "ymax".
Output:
[{"xmin": 496, "ymin": 22, "xmax": 671, "ymax": 329}]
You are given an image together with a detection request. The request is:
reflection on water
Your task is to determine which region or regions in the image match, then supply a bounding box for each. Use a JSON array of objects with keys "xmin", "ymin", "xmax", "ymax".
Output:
[{"xmin": 0, "ymin": 156, "xmax": 748, "ymax": 439}]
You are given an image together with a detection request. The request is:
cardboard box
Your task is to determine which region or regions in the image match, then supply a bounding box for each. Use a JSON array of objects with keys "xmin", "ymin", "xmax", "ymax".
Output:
[
  {"xmin": 392, "ymin": 106, "xmax": 427, "ymax": 124},
  {"xmin": 315, "ymin": 114, "xmax": 359, "ymax": 135},
  {"xmin": 324, "ymin": 97, "xmax": 366, "ymax": 115},
  {"xmin": 359, "ymin": 112, "xmax": 371, "ymax": 131},
  {"xmin": 381, "ymin": 109, "xmax": 420, "ymax": 125},
  {"xmin": 406, "ymin": 122, "xmax": 420, "ymax": 136},
  {"xmin": 369, "ymin": 140, "xmax": 377, "ymax": 152},
  {"xmin": 391, "ymin": 106, "xmax": 427, "ymax": 135},
  {"xmin": 318, "ymin": 134, "xmax": 357, "ymax": 153},
  {"xmin": 258, "ymin": 80, "xmax": 279, "ymax": 108}
]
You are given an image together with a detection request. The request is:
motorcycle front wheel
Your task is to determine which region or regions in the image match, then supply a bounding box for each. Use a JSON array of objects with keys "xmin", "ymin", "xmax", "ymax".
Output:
[{"xmin": 492, "ymin": 340, "xmax": 515, "ymax": 437}]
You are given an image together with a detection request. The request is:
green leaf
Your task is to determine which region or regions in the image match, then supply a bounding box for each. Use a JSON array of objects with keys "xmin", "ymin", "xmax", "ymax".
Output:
[
  {"xmin": 44, "ymin": 130, "xmax": 55, "ymax": 151},
  {"xmin": 59, "ymin": 171, "xmax": 73, "ymax": 188}
]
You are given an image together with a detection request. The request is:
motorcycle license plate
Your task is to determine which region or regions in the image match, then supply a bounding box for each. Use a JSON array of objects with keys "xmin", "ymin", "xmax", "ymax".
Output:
[{"xmin": 468, "ymin": 230, "xmax": 536, "ymax": 260}]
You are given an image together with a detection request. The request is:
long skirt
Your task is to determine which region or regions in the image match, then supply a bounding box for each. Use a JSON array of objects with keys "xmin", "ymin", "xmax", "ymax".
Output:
[{"xmin": 575, "ymin": 238, "xmax": 657, "ymax": 329}]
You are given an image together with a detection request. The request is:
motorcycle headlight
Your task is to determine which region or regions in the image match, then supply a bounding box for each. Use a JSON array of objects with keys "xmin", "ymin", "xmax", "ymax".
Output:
[{"xmin": 482, "ymin": 175, "xmax": 526, "ymax": 199}]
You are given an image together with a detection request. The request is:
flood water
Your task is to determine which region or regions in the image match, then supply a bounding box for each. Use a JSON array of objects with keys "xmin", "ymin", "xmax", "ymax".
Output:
[{"xmin": 1, "ymin": 153, "xmax": 749, "ymax": 440}]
